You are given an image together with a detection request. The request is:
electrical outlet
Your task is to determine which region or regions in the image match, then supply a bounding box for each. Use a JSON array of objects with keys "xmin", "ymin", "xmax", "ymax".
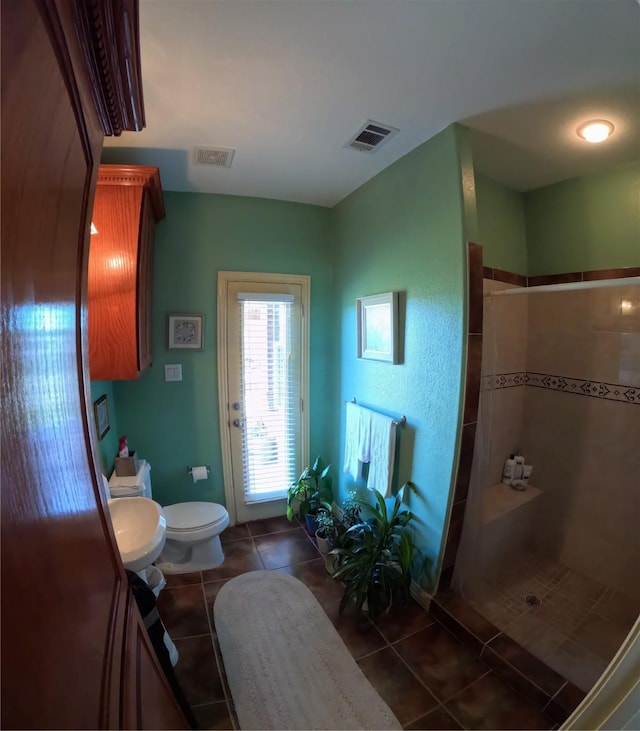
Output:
[{"xmin": 164, "ymin": 364, "xmax": 182, "ymax": 382}]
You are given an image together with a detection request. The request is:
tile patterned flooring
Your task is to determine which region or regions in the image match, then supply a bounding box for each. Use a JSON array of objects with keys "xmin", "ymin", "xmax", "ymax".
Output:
[
  {"xmin": 157, "ymin": 517, "xmax": 559, "ymax": 730},
  {"xmin": 467, "ymin": 552, "xmax": 640, "ymax": 693}
]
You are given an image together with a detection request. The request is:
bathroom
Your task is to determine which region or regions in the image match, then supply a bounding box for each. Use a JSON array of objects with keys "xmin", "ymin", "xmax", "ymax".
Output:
[
  {"xmin": 93, "ymin": 123, "xmax": 639, "ymax": 725},
  {"xmin": 5, "ymin": 2, "xmax": 640, "ymax": 728}
]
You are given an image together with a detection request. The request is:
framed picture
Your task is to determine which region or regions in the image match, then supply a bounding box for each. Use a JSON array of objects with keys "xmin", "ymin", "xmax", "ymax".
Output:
[
  {"xmin": 167, "ymin": 314, "xmax": 204, "ymax": 350},
  {"xmin": 357, "ymin": 291, "xmax": 399, "ymax": 363},
  {"xmin": 93, "ymin": 394, "xmax": 110, "ymax": 441}
]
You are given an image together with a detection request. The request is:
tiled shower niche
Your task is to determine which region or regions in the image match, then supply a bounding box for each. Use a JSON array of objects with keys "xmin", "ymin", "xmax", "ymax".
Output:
[{"xmin": 454, "ymin": 279, "xmax": 640, "ymax": 693}]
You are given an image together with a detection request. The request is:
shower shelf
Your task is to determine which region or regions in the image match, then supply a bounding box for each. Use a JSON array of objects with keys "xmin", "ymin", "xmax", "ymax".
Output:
[{"xmin": 483, "ymin": 482, "xmax": 542, "ymax": 525}]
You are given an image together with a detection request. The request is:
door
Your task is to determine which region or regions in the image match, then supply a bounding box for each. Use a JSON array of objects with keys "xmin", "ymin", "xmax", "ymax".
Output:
[
  {"xmin": 0, "ymin": 2, "xmax": 186, "ymax": 728},
  {"xmin": 218, "ymin": 273, "xmax": 310, "ymax": 524}
]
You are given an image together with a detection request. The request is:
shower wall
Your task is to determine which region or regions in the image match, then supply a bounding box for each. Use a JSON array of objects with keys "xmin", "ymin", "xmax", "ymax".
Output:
[
  {"xmin": 461, "ymin": 280, "xmax": 640, "ymax": 600},
  {"xmin": 522, "ymin": 283, "xmax": 640, "ymax": 599}
]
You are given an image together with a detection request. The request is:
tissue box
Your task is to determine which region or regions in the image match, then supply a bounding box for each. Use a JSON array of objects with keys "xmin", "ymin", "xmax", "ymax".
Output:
[{"xmin": 114, "ymin": 451, "xmax": 139, "ymax": 477}]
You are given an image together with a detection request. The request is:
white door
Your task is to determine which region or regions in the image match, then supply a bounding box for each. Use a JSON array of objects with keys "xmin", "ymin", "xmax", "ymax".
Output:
[{"xmin": 218, "ymin": 273, "xmax": 309, "ymax": 524}]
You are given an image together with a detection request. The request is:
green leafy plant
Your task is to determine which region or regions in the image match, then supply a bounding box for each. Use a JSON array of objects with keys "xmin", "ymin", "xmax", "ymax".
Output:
[
  {"xmin": 286, "ymin": 456, "xmax": 333, "ymax": 521},
  {"xmin": 315, "ymin": 507, "xmax": 339, "ymax": 543},
  {"xmin": 330, "ymin": 482, "xmax": 417, "ymax": 619}
]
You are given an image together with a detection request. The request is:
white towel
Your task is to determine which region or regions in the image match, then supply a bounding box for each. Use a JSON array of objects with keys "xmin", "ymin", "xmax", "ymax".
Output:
[
  {"xmin": 343, "ymin": 402, "xmax": 369, "ymax": 480},
  {"xmin": 366, "ymin": 410, "xmax": 396, "ymax": 499}
]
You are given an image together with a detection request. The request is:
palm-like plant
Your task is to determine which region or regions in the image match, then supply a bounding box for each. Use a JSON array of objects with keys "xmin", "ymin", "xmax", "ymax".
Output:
[
  {"xmin": 286, "ymin": 456, "xmax": 333, "ymax": 521},
  {"xmin": 330, "ymin": 482, "xmax": 417, "ymax": 619}
]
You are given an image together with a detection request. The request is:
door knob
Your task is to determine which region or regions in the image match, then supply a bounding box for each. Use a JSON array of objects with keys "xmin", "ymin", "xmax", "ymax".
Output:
[
  {"xmin": 232, "ymin": 402, "xmax": 241, "ymax": 410},
  {"xmin": 232, "ymin": 419, "xmax": 243, "ymax": 428}
]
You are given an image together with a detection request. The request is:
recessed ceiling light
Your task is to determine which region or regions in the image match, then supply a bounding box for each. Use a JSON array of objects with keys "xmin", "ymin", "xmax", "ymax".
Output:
[{"xmin": 577, "ymin": 119, "xmax": 614, "ymax": 143}]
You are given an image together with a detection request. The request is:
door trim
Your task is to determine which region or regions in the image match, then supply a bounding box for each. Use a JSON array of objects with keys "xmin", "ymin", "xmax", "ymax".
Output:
[{"xmin": 217, "ymin": 271, "xmax": 310, "ymax": 525}]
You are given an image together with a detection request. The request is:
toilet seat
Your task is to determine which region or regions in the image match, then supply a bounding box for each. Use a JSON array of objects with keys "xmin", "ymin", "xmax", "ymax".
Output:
[{"xmin": 163, "ymin": 501, "xmax": 229, "ymax": 541}]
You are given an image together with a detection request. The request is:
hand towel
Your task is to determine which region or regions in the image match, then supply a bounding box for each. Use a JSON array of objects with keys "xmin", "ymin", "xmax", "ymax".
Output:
[
  {"xmin": 366, "ymin": 410, "xmax": 396, "ymax": 498},
  {"xmin": 343, "ymin": 402, "xmax": 370, "ymax": 481}
]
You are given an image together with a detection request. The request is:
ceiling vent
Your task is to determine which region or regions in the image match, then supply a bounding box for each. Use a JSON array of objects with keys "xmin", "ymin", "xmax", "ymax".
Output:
[
  {"xmin": 194, "ymin": 146, "xmax": 235, "ymax": 168},
  {"xmin": 345, "ymin": 120, "xmax": 399, "ymax": 152}
]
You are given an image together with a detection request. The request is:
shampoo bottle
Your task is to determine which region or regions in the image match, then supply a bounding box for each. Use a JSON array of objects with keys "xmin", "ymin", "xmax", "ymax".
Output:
[
  {"xmin": 502, "ymin": 455, "xmax": 516, "ymax": 485},
  {"xmin": 513, "ymin": 454, "xmax": 525, "ymax": 480}
]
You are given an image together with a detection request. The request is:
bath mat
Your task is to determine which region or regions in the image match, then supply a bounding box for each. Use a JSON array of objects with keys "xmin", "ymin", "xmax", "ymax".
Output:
[{"xmin": 214, "ymin": 570, "xmax": 401, "ymax": 730}]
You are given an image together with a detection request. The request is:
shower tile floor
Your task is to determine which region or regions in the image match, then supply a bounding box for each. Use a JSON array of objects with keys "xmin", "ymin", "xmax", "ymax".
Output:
[
  {"xmin": 156, "ymin": 518, "xmax": 559, "ymax": 729},
  {"xmin": 467, "ymin": 551, "xmax": 640, "ymax": 693}
]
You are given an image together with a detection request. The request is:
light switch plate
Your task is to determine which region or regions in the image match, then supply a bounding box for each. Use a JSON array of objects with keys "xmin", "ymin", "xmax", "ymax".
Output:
[{"xmin": 164, "ymin": 364, "xmax": 183, "ymax": 382}]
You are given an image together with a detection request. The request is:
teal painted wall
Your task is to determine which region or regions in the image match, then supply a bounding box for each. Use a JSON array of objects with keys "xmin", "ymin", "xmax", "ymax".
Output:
[
  {"xmin": 476, "ymin": 173, "xmax": 528, "ymax": 275},
  {"xmin": 524, "ymin": 161, "xmax": 640, "ymax": 276},
  {"xmin": 90, "ymin": 381, "xmax": 120, "ymax": 477},
  {"xmin": 332, "ymin": 125, "xmax": 470, "ymax": 592},
  {"xmin": 113, "ymin": 193, "xmax": 334, "ymax": 508}
]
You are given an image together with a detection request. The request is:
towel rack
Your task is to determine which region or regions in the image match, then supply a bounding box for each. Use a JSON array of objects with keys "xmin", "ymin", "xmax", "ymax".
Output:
[{"xmin": 346, "ymin": 397, "xmax": 407, "ymax": 426}]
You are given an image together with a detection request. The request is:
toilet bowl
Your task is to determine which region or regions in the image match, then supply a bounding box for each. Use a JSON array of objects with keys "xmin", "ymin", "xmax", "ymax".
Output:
[
  {"xmin": 108, "ymin": 461, "xmax": 230, "ymax": 575},
  {"xmin": 155, "ymin": 501, "xmax": 230, "ymax": 574}
]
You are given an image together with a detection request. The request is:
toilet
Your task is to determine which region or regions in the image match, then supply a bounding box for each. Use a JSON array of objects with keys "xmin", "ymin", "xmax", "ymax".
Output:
[
  {"xmin": 108, "ymin": 460, "xmax": 230, "ymax": 575},
  {"xmin": 156, "ymin": 501, "xmax": 229, "ymax": 574}
]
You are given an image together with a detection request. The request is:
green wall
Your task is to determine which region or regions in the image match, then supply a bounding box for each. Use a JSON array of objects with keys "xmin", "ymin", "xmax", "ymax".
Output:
[
  {"xmin": 476, "ymin": 173, "xmax": 528, "ymax": 275},
  {"xmin": 524, "ymin": 161, "xmax": 640, "ymax": 275},
  {"xmin": 90, "ymin": 380, "xmax": 120, "ymax": 476},
  {"xmin": 332, "ymin": 125, "xmax": 471, "ymax": 592},
  {"xmin": 113, "ymin": 193, "xmax": 334, "ymax": 508}
]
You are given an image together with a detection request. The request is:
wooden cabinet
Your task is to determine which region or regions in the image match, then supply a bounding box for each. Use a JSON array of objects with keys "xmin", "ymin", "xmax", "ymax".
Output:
[{"xmin": 89, "ymin": 165, "xmax": 165, "ymax": 380}]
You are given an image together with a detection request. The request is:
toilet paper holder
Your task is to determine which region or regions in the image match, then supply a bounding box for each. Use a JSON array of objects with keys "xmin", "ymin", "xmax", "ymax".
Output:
[{"xmin": 187, "ymin": 465, "xmax": 210, "ymax": 478}]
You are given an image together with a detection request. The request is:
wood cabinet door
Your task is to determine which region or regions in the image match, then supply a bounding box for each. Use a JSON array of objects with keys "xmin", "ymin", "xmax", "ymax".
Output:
[
  {"xmin": 89, "ymin": 184, "xmax": 144, "ymax": 380},
  {"xmin": 0, "ymin": 1, "xmax": 186, "ymax": 728}
]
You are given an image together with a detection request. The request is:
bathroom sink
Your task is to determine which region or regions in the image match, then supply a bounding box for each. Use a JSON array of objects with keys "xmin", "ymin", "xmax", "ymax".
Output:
[{"xmin": 107, "ymin": 497, "xmax": 167, "ymax": 572}]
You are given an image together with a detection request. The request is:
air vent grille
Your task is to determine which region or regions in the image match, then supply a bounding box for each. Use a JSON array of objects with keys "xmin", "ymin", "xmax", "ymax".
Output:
[
  {"xmin": 194, "ymin": 146, "xmax": 235, "ymax": 167},
  {"xmin": 346, "ymin": 120, "xmax": 399, "ymax": 152}
]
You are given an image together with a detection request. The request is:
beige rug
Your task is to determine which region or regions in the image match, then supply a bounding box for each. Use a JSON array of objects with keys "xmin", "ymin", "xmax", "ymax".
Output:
[{"xmin": 214, "ymin": 570, "xmax": 402, "ymax": 730}]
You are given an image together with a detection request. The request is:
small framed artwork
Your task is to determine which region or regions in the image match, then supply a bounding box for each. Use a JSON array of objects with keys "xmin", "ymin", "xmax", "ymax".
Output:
[
  {"xmin": 93, "ymin": 394, "xmax": 110, "ymax": 441},
  {"xmin": 357, "ymin": 291, "xmax": 399, "ymax": 363},
  {"xmin": 167, "ymin": 314, "xmax": 204, "ymax": 350}
]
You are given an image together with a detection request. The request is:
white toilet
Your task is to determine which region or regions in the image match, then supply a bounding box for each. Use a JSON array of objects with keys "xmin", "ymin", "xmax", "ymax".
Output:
[
  {"xmin": 156, "ymin": 501, "xmax": 229, "ymax": 574},
  {"xmin": 108, "ymin": 460, "xmax": 230, "ymax": 575}
]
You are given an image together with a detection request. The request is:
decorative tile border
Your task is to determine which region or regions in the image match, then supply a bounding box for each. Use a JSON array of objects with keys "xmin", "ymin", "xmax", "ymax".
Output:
[
  {"xmin": 482, "ymin": 372, "xmax": 526, "ymax": 390},
  {"xmin": 526, "ymin": 372, "xmax": 640, "ymax": 405},
  {"xmin": 482, "ymin": 371, "xmax": 640, "ymax": 405}
]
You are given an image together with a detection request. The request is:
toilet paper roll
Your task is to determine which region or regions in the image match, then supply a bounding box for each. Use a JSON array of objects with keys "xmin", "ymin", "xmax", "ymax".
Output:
[{"xmin": 191, "ymin": 465, "xmax": 209, "ymax": 483}]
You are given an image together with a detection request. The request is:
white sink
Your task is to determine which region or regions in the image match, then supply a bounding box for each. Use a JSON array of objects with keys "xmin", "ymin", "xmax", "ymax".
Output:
[{"xmin": 107, "ymin": 497, "xmax": 167, "ymax": 572}]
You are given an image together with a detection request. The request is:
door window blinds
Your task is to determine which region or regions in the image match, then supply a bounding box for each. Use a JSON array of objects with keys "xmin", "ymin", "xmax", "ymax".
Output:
[{"xmin": 236, "ymin": 292, "xmax": 301, "ymax": 504}]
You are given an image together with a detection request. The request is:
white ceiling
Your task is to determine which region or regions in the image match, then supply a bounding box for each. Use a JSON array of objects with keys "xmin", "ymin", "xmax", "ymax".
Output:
[{"xmin": 103, "ymin": 0, "xmax": 640, "ymax": 207}]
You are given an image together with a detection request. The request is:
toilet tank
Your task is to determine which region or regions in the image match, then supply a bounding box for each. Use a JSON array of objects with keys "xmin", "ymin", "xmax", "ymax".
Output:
[{"xmin": 109, "ymin": 460, "xmax": 152, "ymax": 499}]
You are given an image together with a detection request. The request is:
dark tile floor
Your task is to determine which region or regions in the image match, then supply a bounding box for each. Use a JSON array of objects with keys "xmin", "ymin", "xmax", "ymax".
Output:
[{"xmin": 156, "ymin": 516, "xmax": 556, "ymax": 730}]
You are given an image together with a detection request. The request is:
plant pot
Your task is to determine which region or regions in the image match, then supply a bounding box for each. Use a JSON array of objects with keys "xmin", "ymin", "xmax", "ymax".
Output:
[
  {"xmin": 304, "ymin": 513, "xmax": 319, "ymax": 536},
  {"xmin": 315, "ymin": 529, "xmax": 331, "ymax": 556}
]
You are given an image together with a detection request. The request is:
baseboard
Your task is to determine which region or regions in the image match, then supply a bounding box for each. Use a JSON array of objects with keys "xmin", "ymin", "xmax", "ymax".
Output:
[{"xmin": 410, "ymin": 580, "xmax": 432, "ymax": 611}]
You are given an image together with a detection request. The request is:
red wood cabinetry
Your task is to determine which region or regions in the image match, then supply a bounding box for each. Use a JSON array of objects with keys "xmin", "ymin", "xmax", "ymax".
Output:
[{"xmin": 89, "ymin": 165, "xmax": 165, "ymax": 380}]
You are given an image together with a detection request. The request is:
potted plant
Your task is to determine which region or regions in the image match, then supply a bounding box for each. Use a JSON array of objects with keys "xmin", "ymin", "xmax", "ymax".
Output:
[
  {"xmin": 286, "ymin": 456, "xmax": 333, "ymax": 535},
  {"xmin": 336, "ymin": 491, "xmax": 362, "ymax": 544},
  {"xmin": 330, "ymin": 482, "xmax": 418, "ymax": 620},
  {"xmin": 318, "ymin": 493, "xmax": 362, "ymax": 571},
  {"xmin": 314, "ymin": 507, "xmax": 338, "ymax": 555}
]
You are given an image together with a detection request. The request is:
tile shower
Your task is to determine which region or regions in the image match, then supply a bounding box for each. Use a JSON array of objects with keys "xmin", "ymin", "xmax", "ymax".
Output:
[{"xmin": 454, "ymin": 278, "xmax": 640, "ymax": 694}]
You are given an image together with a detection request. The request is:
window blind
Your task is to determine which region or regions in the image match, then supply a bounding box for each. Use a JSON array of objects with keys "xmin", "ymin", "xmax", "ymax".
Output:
[{"xmin": 237, "ymin": 292, "xmax": 301, "ymax": 504}]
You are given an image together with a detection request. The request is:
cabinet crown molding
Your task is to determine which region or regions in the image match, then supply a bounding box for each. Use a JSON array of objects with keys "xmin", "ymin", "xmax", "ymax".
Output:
[
  {"xmin": 98, "ymin": 164, "xmax": 165, "ymax": 221},
  {"xmin": 75, "ymin": 0, "xmax": 146, "ymax": 136}
]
